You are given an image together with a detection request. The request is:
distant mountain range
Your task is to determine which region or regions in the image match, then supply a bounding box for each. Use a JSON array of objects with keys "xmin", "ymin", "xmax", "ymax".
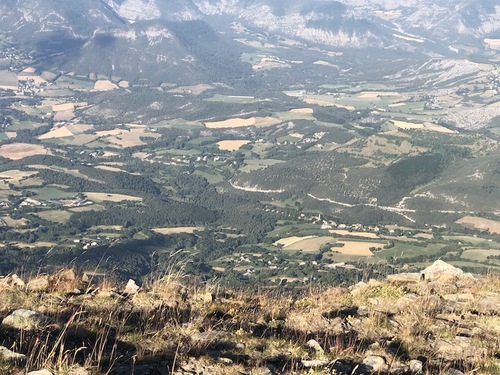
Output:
[{"xmin": 0, "ymin": 0, "xmax": 498, "ymax": 82}]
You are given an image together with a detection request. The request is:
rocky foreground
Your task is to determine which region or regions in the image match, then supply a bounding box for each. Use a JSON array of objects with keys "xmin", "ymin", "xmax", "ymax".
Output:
[{"xmin": 0, "ymin": 261, "xmax": 499, "ymax": 374}]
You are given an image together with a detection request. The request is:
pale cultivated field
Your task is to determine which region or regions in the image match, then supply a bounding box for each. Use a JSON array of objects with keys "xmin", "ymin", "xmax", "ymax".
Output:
[
  {"xmin": 0, "ymin": 143, "xmax": 50, "ymax": 160},
  {"xmin": 5, "ymin": 132, "xmax": 17, "ymax": 139},
  {"xmin": 69, "ymin": 204, "xmax": 105, "ymax": 212},
  {"xmin": 29, "ymin": 165, "xmax": 103, "ymax": 183},
  {"xmin": 118, "ymin": 81, "xmax": 129, "ymax": 88},
  {"xmin": 389, "ymin": 103, "xmax": 406, "ymax": 107},
  {"xmin": 95, "ymin": 165, "xmax": 128, "ymax": 173},
  {"xmin": 53, "ymin": 110, "xmax": 75, "ymax": 121},
  {"xmin": 274, "ymin": 236, "xmax": 316, "ymax": 247},
  {"xmin": 329, "ymin": 230, "xmax": 379, "ymax": 239},
  {"xmin": 333, "ymin": 241, "xmax": 381, "ymax": 256},
  {"xmin": 132, "ymin": 152, "xmax": 150, "ymax": 160},
  {"xmin": 94, "ymin": 80, "xmax": 118, "ymax": 91},
  {"xmin": 484, "ymin": 39, "xmax": 500, "ymax": 49},
  {"xmin": 392, "ymin": 120, "xmax": 424, "ymax": 129},
  {"xmin": 357, "ymin": 92, "xmax": 400, "ymax": 99},
  {"xmin": 423, "ymin": 123, "xmax": 456, "ymax": 133},
  {"xmin": 14, "ymin": 241, "xmax": 56, "ymax": 249},
  {"xmin": 304, "ymin": 98, "xmax": 355, "ymax": 110},
  {"xmin": 217, "ymin": 140, "xmax": 251, "ymax": 151},
  {"xmin": 393, "ymin": 34, "xmax": 425, "ymax": 43},
  {"xmin": 168, "ymin": 84, "xmax": 214, "ymax": 95},
  {"xmin": 17, "ymin": 74, "xmax": 46, "ymax": 84},
  {"xmin": 313, "ymin": 61, "xmax": 339, "ymax": 68},
  {"xmin": 461, "ymin": 249, "xmax": 500, "ymax": 262},
  {"xmin": 1, "ymin": 216, "xmax": 29, "ymax": 227},
  {"xmin": 0, "ymin": 170, "xmax": 37, "ymax": 181},
  {"xmin": 95, "ymin": 129, "xmax": 123, "ymax": 137},
  {"xmin": 290, "ymin": 108, "xmax": 314, "ymax": 114},
  {"xmin": 284, "ymin": 236, "xmax": 336, "ymax": 252},
  {"xmin": 456, "ymin": 216, "xmax": 500, "ymax": 234},
  {"xmin": 84, "ymin": 192, "xmax": 143, "ymax": 202},
  {"xmin": 66, "ymin": 124, "xmax": 93, "ymax": 133},
  {"xmin": 90, "ymin": 225, "xmax": 123, "ymax": 231},
  {"xmin": 36, "ymin": 210, "xmax": 72, "ymax": 224},
  {"xmin": 205, "ymin": 117, "xmax": 256, "ymax": 128},
  {"xmin": 106, "ymin": 128, "xmax": 160, "ymax": 148},
  {"xmin": 39, "ymin": 126, "xmax": 74, "ymax": 139},
  {"xmin": 414, "ymin": 233, "xmax": 434, "ymax": 239},
  {"xmin": 153, "ymin": 227, "xmax": 204, "ymax": 235},
  {"xmin": 52, "ymin": 103, "xmax": 75, "ymax": 112},
  {"xmin": 21, "ymin": 67, "xmax": 36, "ymax": 74}
]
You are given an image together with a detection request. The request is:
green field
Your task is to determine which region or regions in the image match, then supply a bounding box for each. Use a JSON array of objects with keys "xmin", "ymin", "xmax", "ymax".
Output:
[
  {"xmin": 376, "ymin": 243, "xmax": 447, "ymax": 260},
  {"xmin": 0, "ymin": 70, "xmax": 17, "ymax": 87}
]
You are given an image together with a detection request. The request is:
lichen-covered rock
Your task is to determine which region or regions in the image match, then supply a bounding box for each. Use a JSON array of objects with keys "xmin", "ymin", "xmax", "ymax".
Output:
[
  {"xmin": 123, "ymin": 279, "xmax": 140, "ymax": 295},
  {"xmin": 26, "ymin": 370, "xmax": 53, "ymax": 375},
  {"xmin": 0, "ymin": 346, "xmax": 26, "ymax": 363},
  {"xmin": 420, "ymin": 260, "xmax": 471, "ymax": 282},
  {"xmin": 305, "ymin": 339, "xmax": 324, "ymax": 354},
  {"xmin": 2, "ymin": 309, "xmax": 51, "ymax": 330}
]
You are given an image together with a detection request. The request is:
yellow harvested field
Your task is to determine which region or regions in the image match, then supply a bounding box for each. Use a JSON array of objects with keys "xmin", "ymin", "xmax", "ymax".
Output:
[
  {"xmin": 217, "ymin": 140, "xmax": 251, "ymax": 151},
  {"xmin": 274, "ymin": 236, "xmax": 316, "ymax": 247},
  {"xmin": 14, "ymin": 241, "xmax": 56, "ymax": 249},
  {"xmin": 153, "ymin": 227, "xmax": 204, "ymax": 235},
  {"xmin": 290, "ymin": 108, "xmax": 313, "ymax": 113},
  {"xmin": 118, "ymin": 81, "xmax": 129, "ymax": 88},
  {"xmin": 392, "ymin": 120, "xmax": 424, "ymax": 129},
  {"xmin": 52, "ymin": 103, "xmax": 75, "ymax": 112},
  {"xmin": 329, "ymin": 230, "xmax": 379, "ymax": 239},
  {"xmin": 333, "ymin": 241, "xmax": 381, "ymax": 256},
  {"xmin": 39, "ymin": 126, "xmax": 74, "ymax": 139},
  {"xmin": 205, "ymin": 117, "xmax": 256, "ymax": 128},
  {"xmin": 84, "ymin": 192, "xmax": 143, "ymax": 202},
  {"xmin": 389, "ymin": 103, "xmax": 406, "ymax": 107},
  {"xmin": 94, "ymin": 80, "xmax": 118, "ymax": 91},
  {"xmin": 423, "ymin": 123, "xmax": 456, "ymax": 133},
  {"xmin": 90, "ymin": 225, "xmax": 123, "ymax": 231},
  {"xmin": 5, "ymin": 132, "xmax": 17, "ymax": 139},
  {"xmin": 393, "ymin": 34, "xmax": 425, "ymax": 43},
  {"xmin": 484, "ymin": 38, "xmax": 500, "ymax": 49},
  {"xmin": 456, "ymin": 216, "xmax": 500, "ymax": 234},
  {"xmin": 0, "ymin": 143, "xmax": 50, "ymax": 160},
  {"xmin": 283, "ymin": 237, "xmax": 336, "ymax": 252},
  {"xmin": 304, "ymin": 98, "xmax": 355, "ymax": 110}
]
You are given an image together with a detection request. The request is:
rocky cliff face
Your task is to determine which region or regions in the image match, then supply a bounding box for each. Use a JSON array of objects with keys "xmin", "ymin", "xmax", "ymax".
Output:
[{"xmin": 1, "ymin": 261, "xmax": 499, "ymax": 374}]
